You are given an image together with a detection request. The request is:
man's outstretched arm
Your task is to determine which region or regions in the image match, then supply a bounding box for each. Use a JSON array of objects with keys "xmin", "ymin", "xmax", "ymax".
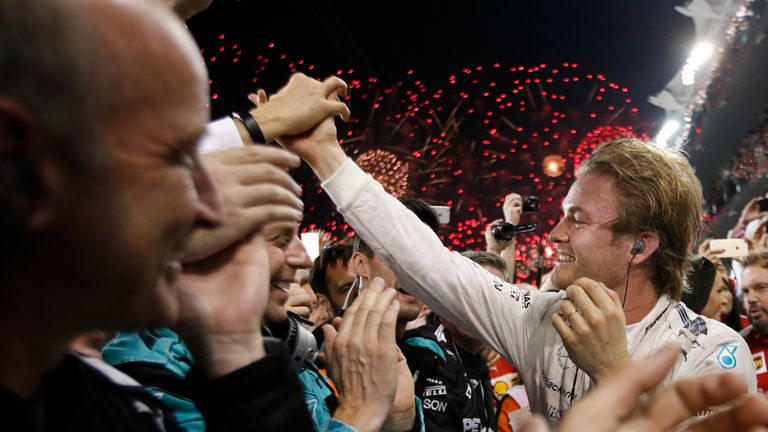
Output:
[{"xmin": 278, "ymin": 116, "xmax": 563, "ymax": 368}]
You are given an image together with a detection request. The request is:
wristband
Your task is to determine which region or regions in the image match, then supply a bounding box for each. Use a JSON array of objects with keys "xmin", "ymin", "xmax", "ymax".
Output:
[{"xmin": 233, "ymin": 110, "xmax": 267, "ymax": 144}]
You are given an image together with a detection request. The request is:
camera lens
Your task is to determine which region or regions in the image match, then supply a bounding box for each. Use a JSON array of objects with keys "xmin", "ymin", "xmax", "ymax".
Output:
[
  {"xmin": 522, "ymin": 196, "xmax": 539, "ymax": 212},
  {"xmin": 492, "ymin": 222, "xmax": 516, "ymax": 241}
]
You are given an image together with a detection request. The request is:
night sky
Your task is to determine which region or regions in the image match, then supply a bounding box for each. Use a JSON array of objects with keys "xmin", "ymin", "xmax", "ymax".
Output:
[
  {"xmin": 187, "ymin": 0, "xmax": 698, "ymax": 282},
  {"xmin": 189, "ymin": 0, "xmax": 695, "ymax": 125}
]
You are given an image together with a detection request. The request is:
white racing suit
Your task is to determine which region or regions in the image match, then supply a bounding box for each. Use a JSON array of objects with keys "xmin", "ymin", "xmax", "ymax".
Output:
[{"xmin": 322, "ymin": 158, "xmax": 757, "ymax": 427}]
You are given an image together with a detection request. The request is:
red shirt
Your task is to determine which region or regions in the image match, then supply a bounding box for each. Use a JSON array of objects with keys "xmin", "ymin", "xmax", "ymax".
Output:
[{"xmin": 742, "ymin": 326, "xmax": 768, "ymax": 393}]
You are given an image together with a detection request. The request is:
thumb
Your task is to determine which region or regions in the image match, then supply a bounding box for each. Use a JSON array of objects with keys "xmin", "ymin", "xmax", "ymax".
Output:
[
  {"xmin": 331, "ymin": 316, "xmax": 343, "ymax": 331},
  {"xmin": 256, "ymin": 89, "xmax": 268, "ymax": 106},
  {"xmin": 520, "ymin": 415, "xmax": 549, "ymax": 432},
  {"xmin": 602, "ymin": 283, "xmax": 622, "ymax": 308},
  {"xmin": 247, "ymin": 90, "xmax": 269, "ymax": 108},
  {"xmin": 327, "ymin": 88, "xmax": 343, "ymax": 102},
  {"xmin": 321, "ymin": 323, "xmax": 338, "ymax": 358}
]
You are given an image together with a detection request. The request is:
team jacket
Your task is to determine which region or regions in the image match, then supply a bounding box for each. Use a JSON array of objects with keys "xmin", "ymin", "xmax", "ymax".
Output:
[
  {"xmin": 402, "ymin": 320, "xmax": 495, "ymax": 432},
  {"xmin": 102, "ymin": 329, "xmax": 316, "ymax": 431},
  {"xmin": 321, "ymin": 158, "xmax": 757, "ymax": 427},
  {"xmin": 103, "ymin": 329, "xmax": 414, "ymax": 432},
  {"xmin": 1, "ymin": 348, "xmax": 312, "ymax": 432}
]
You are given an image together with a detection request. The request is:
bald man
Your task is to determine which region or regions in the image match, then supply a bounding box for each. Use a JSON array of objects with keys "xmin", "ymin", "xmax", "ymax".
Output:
[{"xmin": 0, "ymin": 0, "xmax": 317, "ymax": 430}]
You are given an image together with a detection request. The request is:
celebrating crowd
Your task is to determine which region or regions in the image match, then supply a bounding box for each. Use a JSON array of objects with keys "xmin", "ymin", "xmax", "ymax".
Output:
[{"xmin": 4, "ymin": 0, "xmax": 768, "ymax": 431}]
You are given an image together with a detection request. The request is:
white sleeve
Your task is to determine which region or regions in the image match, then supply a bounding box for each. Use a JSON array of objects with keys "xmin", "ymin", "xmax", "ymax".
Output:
[
  {"xmin": 198, "ymin": 117, "xmax": 245, "ymax": 155},
  {"xmin": 322, "ymin": 158, "xmax": 561, "ymax": 368}
]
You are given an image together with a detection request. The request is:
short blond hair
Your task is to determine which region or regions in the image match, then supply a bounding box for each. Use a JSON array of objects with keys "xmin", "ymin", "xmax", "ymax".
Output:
[{"xmin": 577, "ymin": 138, "xmax": 702, "ymax": 300}]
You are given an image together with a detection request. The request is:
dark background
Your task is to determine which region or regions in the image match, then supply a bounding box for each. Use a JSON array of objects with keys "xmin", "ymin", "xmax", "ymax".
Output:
[
  {"xmin": 189, "ymin": 0, "xmax": 694, "ymax": 123},
  {"xmin": 188, "ymin": 0, "xmax": 703, "ymax": 282}
]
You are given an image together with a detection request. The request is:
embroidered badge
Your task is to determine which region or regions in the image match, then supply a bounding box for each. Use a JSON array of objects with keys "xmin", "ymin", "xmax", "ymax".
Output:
[{"xmin": 716, "ymin": 344, "xmax": 738, "ymax": 370}]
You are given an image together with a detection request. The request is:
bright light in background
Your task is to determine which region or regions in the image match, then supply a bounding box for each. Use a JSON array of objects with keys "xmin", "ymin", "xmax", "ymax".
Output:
[
  {"xmin": 681, "ymin": 42, "xmax": 713, "ymax": 85},
  {"xmin": 300, "ymin": 232, "xmax": 320, "ymax": 262},
  {"xmin": 655, "ymin": 120, "xmax": 680, "ymax": 148},
  {"xmin": 542, "ymin": 154, "xmax": 565, "ymax": 177}
]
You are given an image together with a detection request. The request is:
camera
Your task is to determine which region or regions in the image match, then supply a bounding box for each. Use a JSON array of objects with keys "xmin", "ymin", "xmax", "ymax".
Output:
[
  {"xmin": 522, "ymin": 195, "xmax": 539, "ymax": 212},
  {"xmin": 285, "ymin": 312, "xmax": 319, "ymax": 370},
  {"xmin": 491, "ymin": 222, "xmax": 537, "ymax": 241}
]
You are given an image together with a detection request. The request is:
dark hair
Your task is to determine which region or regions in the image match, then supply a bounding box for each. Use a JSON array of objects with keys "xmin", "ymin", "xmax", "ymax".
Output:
[
  {"xmin": 461, "ymin": 250, "xmax": 511, "ymax": 283},
  {"xmin": 399, "ymin": 196, "xmax": 440, "ymax": 234},
  {"xmin": 681, "ymin": 257, "xmax": 716, "ymax": 314},
  {"xmin": 722, "ymin": 276, "xmax": 743, "ymax": 332},
  {"xmin": 309, "ymin": 242, "xmax": 353, "ymax": 296},
  {"xmin": 355, "ymin": 196, "xmax": 439, "ymax": 257}
]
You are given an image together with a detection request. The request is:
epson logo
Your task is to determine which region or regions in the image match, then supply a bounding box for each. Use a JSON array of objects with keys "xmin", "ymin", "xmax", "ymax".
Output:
[
  {"xmin": 423, "ymin": 398, "xmax": 448, "ymax": 412},
  {"xmin": 424, "ymin": 385, "xmax": 447, "ymax": 397}
]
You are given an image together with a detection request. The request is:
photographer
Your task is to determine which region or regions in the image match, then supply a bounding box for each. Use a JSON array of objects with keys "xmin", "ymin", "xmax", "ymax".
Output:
[
  {"xmin": 486, "ymin": 193, "xmax": 526, "ymax": 278},
  {"xmin": 485, "ymin": 193, "xmax": 538, "ymax": 290}
]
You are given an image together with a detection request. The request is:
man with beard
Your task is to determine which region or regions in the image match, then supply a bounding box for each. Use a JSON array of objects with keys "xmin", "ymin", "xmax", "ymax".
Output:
[
  {"xmin": 739, "ymin": 251, "xmax": 768, "ymax": 393},
  {"xmin": 276, "ymin": 115, "xmax": 756, "ymax": 426},
  {"xmin": 310, "ymin": 242, "xmax": 357, "ymax": 317}
]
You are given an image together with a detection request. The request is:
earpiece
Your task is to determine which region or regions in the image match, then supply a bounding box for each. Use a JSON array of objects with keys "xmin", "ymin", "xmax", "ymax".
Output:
[{"xmin": 624, "ymin": 240, "xmax": 646, "ymax": 309}]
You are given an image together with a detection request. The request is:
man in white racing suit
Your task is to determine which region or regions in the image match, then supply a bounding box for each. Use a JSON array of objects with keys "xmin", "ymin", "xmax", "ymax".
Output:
[{"xmin": 275, "ymin": 111, "xmax": 756, "ymax": 427}]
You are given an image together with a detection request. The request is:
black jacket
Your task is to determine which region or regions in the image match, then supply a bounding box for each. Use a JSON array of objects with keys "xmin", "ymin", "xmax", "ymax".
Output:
[
  {"xmin": 0, "ymin": 342, "xmax": 313, "ymax": 432},
  {"xmin": 401, "ymin": 319, "xmax": 495, "ymax": 432}
]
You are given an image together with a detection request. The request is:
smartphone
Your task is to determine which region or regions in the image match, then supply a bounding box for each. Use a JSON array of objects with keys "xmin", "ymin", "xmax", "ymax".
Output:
[
  {"xmin": 709, "ymin": 238, "xmax": 749, "ymax": 258},
  {"xmin": 430, "ymin": 205, "xmax": 451, "ymax": 224},
  {"xmin": 758, "ymin": 198, "xmax": 768, "ymax": 212}
]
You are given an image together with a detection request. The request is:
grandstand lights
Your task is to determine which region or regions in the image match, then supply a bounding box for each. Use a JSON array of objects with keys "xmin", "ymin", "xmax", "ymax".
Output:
[
  {"xmin": 681, "ymin": 42, "xmax": 713, "ymax": 86},
  {"xmin": 655, "ymin": 120, "xmax": 680, "ymax": 148}
]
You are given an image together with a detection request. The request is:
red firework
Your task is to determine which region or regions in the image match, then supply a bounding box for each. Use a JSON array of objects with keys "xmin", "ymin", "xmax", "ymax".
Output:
[{"xmin": 200, "ymin": 38, "xmax": 649, "ymax": 284}]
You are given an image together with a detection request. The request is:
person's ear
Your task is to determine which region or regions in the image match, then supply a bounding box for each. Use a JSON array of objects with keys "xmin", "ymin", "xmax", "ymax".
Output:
[
  {"xmin": 316, "ymin": 293, "xmax": 334, "ymax": 315},
  {"xmin": 0, "ymin": 97, "xmax": 54, "ymax": 232},
  {"xmin": 350, "ymin": 251, "xmax": 371, "ymax": 279},
  {"xmin": 630, "ymin": 232, "xmax": 659, "ymax": 265}
]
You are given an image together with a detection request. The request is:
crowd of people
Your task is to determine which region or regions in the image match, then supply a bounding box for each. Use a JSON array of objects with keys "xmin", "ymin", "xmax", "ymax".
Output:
[
  {"xmin": 705, "ymin": 105, "xmax": 768, "ymax": 213},
  {"xmin": 4, "ymin": 0, "xmax": 768, "ymax": 431}
]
